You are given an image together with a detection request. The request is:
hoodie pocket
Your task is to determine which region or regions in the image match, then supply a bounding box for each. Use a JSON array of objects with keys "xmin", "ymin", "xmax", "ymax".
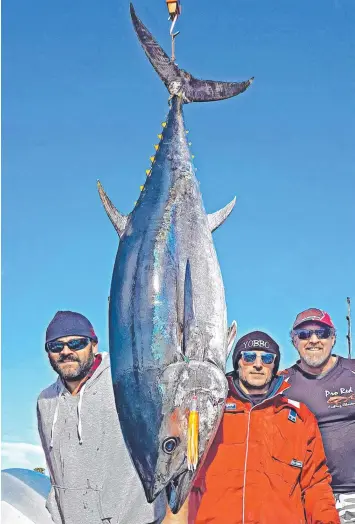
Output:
[{"xmin": 55, "ymin": 486, "xmax": 108, "ymax": 524}]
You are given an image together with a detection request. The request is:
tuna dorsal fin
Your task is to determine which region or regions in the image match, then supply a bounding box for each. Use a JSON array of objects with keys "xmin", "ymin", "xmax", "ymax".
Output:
[
  {"xmin": 97, "ymin": 180, "xmax": 128, "ymax": 238},
  {"xmin": 208, "ymin": 197, "xmax": 236, "ymax": 232},
  {"xmin": 227, "ymin": 320, "xmax": 238, "ymax": 358}
]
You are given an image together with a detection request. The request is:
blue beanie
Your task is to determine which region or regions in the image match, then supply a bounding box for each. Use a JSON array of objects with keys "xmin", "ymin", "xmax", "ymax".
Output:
[{"xmin": 45, "ymin": 311, "xmax": 98, "ymax": 344}]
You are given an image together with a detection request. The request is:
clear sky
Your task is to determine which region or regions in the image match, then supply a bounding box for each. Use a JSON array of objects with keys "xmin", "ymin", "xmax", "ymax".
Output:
[{"xmin": 2, "ymin": 0, "xmax": 354, "ymax": 470}]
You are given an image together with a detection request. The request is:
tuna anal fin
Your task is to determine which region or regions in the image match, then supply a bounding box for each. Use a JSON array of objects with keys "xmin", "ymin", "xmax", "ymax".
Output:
[
  {"xmin": 208, "ymin": 197, "xmax": 236, "ymax": 232},
  {"xmin": 97, "ymin": 180, "xmax": 128, "ymax": 238}
]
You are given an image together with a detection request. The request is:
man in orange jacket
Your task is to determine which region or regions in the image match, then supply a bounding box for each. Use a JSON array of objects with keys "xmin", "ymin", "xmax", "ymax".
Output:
[{"xmin": 188, "ymin": 330, "xmax": 339, "ymax": 524}]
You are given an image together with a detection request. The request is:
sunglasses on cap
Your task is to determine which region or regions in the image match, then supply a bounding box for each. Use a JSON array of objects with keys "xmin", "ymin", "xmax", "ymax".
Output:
[
  {"xmin": 46, "ymin": 337, "xmax": 91, "ymax": 353},
  {"xmin": 240, "ymin": 351, "xmax": 276, "ymax": 365},
  {"xmin": 293, "ymin": 327, "xmax": 334, "ymax": 340}
]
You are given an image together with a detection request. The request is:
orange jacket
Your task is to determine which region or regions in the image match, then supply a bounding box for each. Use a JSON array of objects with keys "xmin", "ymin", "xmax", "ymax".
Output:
[{"xmin": 189, "ymin": 376, "xmax": 339, "ymax": 524}]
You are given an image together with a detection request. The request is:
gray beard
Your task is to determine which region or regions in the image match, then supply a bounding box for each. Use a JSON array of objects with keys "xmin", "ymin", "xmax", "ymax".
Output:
[
  {"xmin": 302, "ymin": 350, "xmax": 331, "ymax": 369},
  {"xmin": 50, "ymin": 350, "xmax": 95, "ymax": 382}
]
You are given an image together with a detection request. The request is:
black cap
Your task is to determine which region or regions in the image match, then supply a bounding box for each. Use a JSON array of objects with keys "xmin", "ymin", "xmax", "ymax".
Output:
[{"xmin": 232, "ymin": 330, "xmax": 280, "ymax": 372}]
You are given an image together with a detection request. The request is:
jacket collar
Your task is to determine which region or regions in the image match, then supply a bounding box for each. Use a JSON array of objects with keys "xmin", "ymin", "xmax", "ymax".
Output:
[{"xmin": 226, "ymin": 374, "xmax": 291, "ymax": 411}]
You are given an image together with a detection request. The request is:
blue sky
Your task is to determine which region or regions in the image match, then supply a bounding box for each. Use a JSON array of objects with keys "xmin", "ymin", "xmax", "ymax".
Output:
[{"xmin": 2, "ymin": 0, "xmax": 354, "ymax": 470}]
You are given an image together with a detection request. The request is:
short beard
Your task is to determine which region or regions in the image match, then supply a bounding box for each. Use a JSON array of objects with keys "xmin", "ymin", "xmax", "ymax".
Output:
[
  {"xmin": 49, "ymin": 349, "xmax": 95, "ymax": 382},
  {"xmin": 302, "ymin": 350, "xmax": 331, "ymax": 369}
]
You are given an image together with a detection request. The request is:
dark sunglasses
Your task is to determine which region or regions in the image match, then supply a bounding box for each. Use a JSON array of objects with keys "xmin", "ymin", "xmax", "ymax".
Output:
[
  {"xmin": 46, "ymin": 337, "xmax": 91, "ymax": 353},
  {"xmin": 293, "ymin": 328, "xmax": 334, "ymax": 340},
  {"xmin": 241, "ymin": 351, "xmax": 276, "ymax": 365}
]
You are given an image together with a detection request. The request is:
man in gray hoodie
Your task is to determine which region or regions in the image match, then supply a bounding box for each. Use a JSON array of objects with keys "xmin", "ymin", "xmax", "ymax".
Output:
[{"xmin": 37, "ymin": 310, "xmax": 167, "ymax": 524}]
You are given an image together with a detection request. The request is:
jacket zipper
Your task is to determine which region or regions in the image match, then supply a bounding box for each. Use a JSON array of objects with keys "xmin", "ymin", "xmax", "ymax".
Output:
[
  {"xmin": 242, "ymin": 407, "xmax": 253, "ymax": 524},
  {"xmin": 241, "ymin": 388, "xmax": 289, "ymax": 524}
]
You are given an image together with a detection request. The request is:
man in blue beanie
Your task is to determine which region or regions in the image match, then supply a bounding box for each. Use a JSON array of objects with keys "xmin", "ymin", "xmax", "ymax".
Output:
[{"xmin": 37, "ymin": 311, "xmax": 167, "ymax": 524}]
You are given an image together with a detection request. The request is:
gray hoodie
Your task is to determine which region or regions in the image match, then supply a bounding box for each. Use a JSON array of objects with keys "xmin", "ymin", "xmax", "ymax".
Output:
[{"xmin": 37, "ymin": 352, "xmax": 167, "ymax": 524}]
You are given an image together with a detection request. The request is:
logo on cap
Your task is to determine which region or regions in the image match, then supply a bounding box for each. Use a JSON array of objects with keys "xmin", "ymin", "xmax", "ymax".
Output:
[
  {"xmin": 293, "ymin": 308, "xmax": 334, "ymax": 329},
  {"xmin": 242, "ymin": 339, "xmax": 270, "ymax": 350}
]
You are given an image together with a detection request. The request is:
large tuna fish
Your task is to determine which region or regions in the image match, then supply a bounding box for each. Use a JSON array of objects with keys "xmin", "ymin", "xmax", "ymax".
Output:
[{"xmin": 98, "ymin": 4, "xmax": 252, "ymax": 513}]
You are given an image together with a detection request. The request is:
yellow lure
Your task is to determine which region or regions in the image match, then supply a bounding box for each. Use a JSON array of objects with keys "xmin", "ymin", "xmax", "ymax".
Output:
[{"xmin": 187, "ymin": 396, "xmax": 199, "ymax": 471}]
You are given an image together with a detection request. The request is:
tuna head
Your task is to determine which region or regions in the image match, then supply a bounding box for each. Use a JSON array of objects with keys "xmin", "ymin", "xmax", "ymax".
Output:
[{"xmin": 145, "ymin": 360, "xmax": 229, "ymax": 513}]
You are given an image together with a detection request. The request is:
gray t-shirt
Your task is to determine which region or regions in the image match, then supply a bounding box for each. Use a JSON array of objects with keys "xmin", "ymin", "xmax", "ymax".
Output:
[{"xmin": 283, "ymin": 355, "xmax": 355, "ymax": 494}]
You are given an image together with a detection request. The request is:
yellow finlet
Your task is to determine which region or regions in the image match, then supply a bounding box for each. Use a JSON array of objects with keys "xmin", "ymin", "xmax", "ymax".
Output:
[
  {"xmin": 150, "ymin": 156, "xmax": 155, "ymax": 163},
  {"xmin": 154, "ymin": 144, "xmax": 159, "ymax": 151},
  {"xmin": 161, "ymin": 122, "xmax": 167, "ymax": 127},
  {"xmin": 140, "ymin": 185, "xmax": 144, "ymax": 191},
  {"xmin": 191, "ymin": 155, "xmax": 195, "ymax": 159},
  {"xmin": 157, "ymin": 133, "xmax": 163, "ymax": 140},
  {"xmin": 146, "ymin": 169, "xmax": 151, "ymax": 176}
]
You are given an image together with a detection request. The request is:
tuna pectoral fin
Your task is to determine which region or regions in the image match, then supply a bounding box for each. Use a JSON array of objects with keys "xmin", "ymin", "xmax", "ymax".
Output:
[
  {"xmin": 97, "ymin": 181, "xmax": 128, "ymax": 238},
  {"xmin": 208, "ymin": 197, "xmax": 236, "ymax": 232},
  {"xmin": 227, "ymin": 320, "xmax": 237, "ymax": 357},
  {"xmin": 182, "ymin": 261, "xmax": 204, "ymax": 360},
  {"xmin": 130, "ymin": 3, "xmax": 253, "ymax": 103}
]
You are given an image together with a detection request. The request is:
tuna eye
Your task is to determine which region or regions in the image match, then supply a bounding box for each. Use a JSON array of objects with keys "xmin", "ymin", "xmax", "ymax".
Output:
[{"xmin": 162, "ymin": 437, "xmax": 180, "ymax": 454}]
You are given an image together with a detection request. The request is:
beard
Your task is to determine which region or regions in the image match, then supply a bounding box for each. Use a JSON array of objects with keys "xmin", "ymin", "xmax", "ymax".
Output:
[
  {"xmin": 49, "ymin": 348, "xmax": 95, "ymax": 382},
  {"xmin": 302, "ymin": 348, "xmax": 331, "ymax": 369}
]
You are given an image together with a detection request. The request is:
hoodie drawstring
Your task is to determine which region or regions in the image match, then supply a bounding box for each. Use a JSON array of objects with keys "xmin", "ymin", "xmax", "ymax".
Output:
[
  {"xmin": 50, "ymin": 383, "xmax": 65, "ymax": 448},
  {"xmin": 50, "ymin": 381, "xmax": 87, "ymax": 448},
  {"xmin": 77, "ymin": 383, "xmax": 87, "ymax": 445}
]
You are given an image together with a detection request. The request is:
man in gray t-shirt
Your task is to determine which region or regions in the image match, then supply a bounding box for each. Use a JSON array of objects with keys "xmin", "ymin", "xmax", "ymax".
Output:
[{"xmin": 281, "ymin": 308, "xmax": 355, "ymax": 524}]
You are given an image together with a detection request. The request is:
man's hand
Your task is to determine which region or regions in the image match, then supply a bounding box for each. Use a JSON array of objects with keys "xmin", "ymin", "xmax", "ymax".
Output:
[{"xmin": 162, "ymin": 498, "xmax": 189, "ymax": 524}]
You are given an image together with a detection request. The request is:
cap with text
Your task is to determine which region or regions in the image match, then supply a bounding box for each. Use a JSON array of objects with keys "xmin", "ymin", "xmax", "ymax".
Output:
[
  {"xmin": 292, "ymin": 308, "xmax": 335, "ymax": 330},
  {"xmin": 232, "ymin": 330, "xmax": 280, "ymax": 370}
]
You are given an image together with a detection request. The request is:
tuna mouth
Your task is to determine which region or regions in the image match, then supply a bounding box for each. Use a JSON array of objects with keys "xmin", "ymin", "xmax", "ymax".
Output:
[{"xmin": 165, "ymin": 470, "xmax": 194, "ymax": 514}]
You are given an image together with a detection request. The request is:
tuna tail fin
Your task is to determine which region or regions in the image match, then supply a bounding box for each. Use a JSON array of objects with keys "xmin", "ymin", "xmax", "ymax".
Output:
[
  {"xmin": 97, "ymin": 180, "xmax": 128, "ymax": 238},
  {"xmin": 130, "ymin": 3, "xmax": 253, "ymax": 103}
]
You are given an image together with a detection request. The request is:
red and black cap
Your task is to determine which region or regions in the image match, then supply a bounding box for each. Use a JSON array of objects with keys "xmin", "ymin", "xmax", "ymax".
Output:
[{"xmin": 292, "ymin": 308, "xmax": 335, "ymax": 330}]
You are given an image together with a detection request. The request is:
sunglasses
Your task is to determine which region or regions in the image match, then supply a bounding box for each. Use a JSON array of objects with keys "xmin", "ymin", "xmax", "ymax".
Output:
[
  {"xmin": 46, "ymin": 337, "xmax": 91, "ymax": 353},
  {"xmin": 293, "ymin": 328, "xmax": 334, "ymax": 340},
  {"xmin": 240, "ymin": 351, "xmax": 276, "ymax": 365}
]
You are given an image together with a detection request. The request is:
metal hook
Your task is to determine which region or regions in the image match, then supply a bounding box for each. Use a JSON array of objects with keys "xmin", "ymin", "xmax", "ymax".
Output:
[{"xmin": 170, "ymin": 14, "xmax": 180, "ymax": 62}]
